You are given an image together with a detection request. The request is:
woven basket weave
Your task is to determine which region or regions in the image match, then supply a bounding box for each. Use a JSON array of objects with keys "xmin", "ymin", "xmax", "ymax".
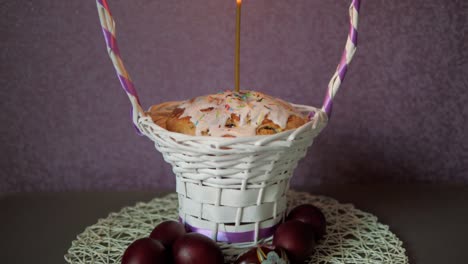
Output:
[
  {"xmin": 139, "ymin": 106, "xmax": 327, "ymax": 245},
  {"xmin": 96, "ymin": 0, "xmax": 361, "ymax": 247}
]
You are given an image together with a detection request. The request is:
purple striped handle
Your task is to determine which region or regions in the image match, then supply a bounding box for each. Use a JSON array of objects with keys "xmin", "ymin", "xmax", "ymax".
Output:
[
  {"xmin": 320, "ymin": 0, "xmax": 361, "ymax": 118},
  {"xmin": 96, "ymin": 0, "xmax": 145, "ymax": 133}
]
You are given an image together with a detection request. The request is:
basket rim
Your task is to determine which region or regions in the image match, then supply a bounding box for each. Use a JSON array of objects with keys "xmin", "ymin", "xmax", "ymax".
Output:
[{"xmin": 138, "ymin": 103, "xmax": 328, "ymax": 144}]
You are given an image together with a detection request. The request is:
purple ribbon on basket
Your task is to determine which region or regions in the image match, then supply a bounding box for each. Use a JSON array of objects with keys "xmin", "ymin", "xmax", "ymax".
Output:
[{"xmin": 180, "ymin": 217, "xmax": 280, "ymax": 243}]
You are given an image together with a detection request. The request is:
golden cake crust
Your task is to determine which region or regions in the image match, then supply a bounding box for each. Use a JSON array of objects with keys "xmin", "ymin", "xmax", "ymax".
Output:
[
  {"xmin": 148, "ymin": 91, "xmax": 308, "ymax": 137},
  {"xmin": 147, "ymin": 101, "xmax": 180, "ymax": 130}
]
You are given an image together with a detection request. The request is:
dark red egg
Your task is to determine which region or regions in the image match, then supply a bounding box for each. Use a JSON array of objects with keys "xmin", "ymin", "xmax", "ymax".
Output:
[
  {"xmin": 286, "ymin": 204, "xmax": 327, "ymax": 240},
  {"xmin": 273, "ymin": 220, "xmax": 315, "ymax": 263},
  {"xmin": 172, "ymin": 233, "xmax": 224, "ymax": 264},
  {"xmin": 234, "ymin": 245, "xmax": 289, "ymax": 264},
  {"xmin": 121, "ymin": 237, "xmax": 169, "ymax": 264},
  {"xmin": 149, "ymin": 220, "xmax": 186, "ymax": 249}
]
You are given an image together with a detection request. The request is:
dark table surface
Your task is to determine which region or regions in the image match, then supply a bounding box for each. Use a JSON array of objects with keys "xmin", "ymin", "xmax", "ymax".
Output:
[{"xmin": 1, "ymin": 184, "xmax": 467, "ymax": 264}]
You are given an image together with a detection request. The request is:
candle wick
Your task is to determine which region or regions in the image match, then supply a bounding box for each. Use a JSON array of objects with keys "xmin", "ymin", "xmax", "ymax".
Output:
[{"xmin": 235, "ymin": 0, "xmax": 242, "ymax": 93}]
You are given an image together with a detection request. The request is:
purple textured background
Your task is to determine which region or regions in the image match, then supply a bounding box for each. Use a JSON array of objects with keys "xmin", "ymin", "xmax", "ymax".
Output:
[{"xmin": 1, "ymin": 0, "xmax": 467, "ymax": 193}]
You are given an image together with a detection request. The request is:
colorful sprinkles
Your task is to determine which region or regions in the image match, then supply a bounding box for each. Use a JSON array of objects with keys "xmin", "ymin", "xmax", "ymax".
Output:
[{"xmin": 177, "ymin": 90, "xmax": 303, "ymax": 137}]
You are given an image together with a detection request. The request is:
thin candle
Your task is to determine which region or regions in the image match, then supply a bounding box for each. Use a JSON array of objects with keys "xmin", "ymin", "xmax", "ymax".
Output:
[{"xmin": 235, "ymin": 0, "xmax": 242, "ymax": 92}]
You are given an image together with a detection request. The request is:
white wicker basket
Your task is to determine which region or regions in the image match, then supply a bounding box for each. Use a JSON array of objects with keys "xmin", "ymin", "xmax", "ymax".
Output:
[
  {"xmin": 139, "ymin": 105, "xmax": 327, "ymax": 246},
  {"xmin": 96, "ymin": 0, "xmax": 360, "ymax": 248}
]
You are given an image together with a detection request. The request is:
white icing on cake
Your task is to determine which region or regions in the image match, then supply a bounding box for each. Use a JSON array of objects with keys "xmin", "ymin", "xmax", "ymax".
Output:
[{"xmin": 178, "ymin": 90, "xmax": 302, "ymax": 137}]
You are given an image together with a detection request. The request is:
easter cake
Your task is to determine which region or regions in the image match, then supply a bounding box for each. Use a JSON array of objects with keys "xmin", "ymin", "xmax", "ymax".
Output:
[{"xmin": 147, "ymin": 90, "xmax": 307, "ymax": 137}]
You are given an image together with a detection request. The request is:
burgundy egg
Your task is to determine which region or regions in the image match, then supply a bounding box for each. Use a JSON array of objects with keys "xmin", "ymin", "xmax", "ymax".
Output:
[
  {"xmin": 172, "ymin": 233, "xmax": 224, "ymax": 264},
  {"xmin": 234, "ymin": 245, "xmax": 289, "ymax": 264},
  {"xmin": 149, "ymin": 220, "xmax": 186, "ymax": 249},
  {"xmin": 273, "ymin": 220, "xmax": 315, "ymax": 263},
  {"xmin": 286, "ymin": 204, "xmax": 327, "ymax": 240},
  {"xmin": 121, "ymin": 237, "xmax": 169, "ymax": 264}
]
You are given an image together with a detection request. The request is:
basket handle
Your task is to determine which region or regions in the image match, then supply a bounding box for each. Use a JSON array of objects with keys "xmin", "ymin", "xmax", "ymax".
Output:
[
  {"xmin": 96, "ymin": 0, "xmax": 145, "ymax": 133},
  {"xmin": 96, "ymin": 0, "xmax": 361, "ymax": 130},
  {"xmin": 320, "ymin": 0, "xmax": 361, "ymax": 118}
]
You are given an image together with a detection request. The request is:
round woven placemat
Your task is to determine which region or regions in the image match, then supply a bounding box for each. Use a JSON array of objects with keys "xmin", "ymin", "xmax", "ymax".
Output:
[{"xmin": 64, "ymin": 191, "xmax": 408, "ymax": 264}]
